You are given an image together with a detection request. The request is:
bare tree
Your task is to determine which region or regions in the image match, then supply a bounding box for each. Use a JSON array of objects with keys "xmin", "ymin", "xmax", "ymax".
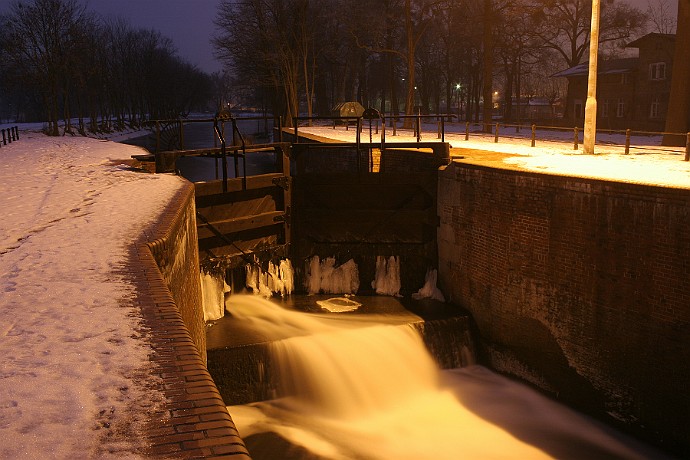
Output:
[
  {"xmin": 1, "ymin": 0, "xmax": 95, "ymax": 135},
  {"xmin": 532, "ymin": 0, "xmax": 647, "ymax": 69},
  {"xmin": 646, "ymin": 0, "xmax": 677, "ymax": 33}
]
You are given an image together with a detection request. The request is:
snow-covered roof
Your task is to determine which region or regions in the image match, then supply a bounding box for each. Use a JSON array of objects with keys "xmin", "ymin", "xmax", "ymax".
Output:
[{"xmin": 552, "ymin": 57, "xmax": 638, "ymax": 78}]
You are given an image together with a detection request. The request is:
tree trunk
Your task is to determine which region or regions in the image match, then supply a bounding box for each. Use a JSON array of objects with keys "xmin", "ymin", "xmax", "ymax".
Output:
[
  {"xmin": 482, "ymin": 0, "xmax": 494, "ymax": 132},
  {"xmin": 662, "ymin": 0, "xmax": 690, "ymax": 146}
]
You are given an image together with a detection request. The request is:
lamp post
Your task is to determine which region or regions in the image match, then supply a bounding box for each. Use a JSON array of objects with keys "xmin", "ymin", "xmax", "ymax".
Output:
[
  {"xmin": 583, "ymin": 0, "xmax": 601, "ymax": 154},
  {"xmin": 456, "ymin": 84, "xmax": 461, "ymax": 120}
]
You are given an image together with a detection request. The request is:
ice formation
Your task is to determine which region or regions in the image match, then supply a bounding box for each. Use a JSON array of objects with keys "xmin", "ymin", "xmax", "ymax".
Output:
[
  {"xmin": 412, "ymin": 268, "xmax": 446, "ymax": 302},
  {"xmin": 246, "ymin": 259, "xmax": 295, "ymax": 298},
  {"xmin": 200, "ymin": 270, "xmax": 230, "ymax": 321},
  {"xmin": 305, "ymin": 256, "xmax": 360, "ymax": 294},
  {"xmin": 371, "ymin": 255, "xmax": 401, "ymax": 296}
]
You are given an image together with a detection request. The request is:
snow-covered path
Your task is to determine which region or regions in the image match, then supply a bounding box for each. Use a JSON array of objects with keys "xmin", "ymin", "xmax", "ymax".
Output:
[
  {"xmin": 0, "ymin": 132, "xmax": 184, "ymax": 458},
  {"xmin": 299, "ymin": 124, "xmax": 690, "ymax": 188}
]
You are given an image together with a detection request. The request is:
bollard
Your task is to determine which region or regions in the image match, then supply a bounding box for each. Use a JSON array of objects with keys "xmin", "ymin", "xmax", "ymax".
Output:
[
  {"xmin": 333, "ymin": 120, "xmax": 336, "ymax": 130},
  {"xmin": 437, "ymin": 121, "xmax": 441, "ymax": 139},
  {"xmin": 573, "ymin": 126, "xmax": 579, "ymax": 150},
  {"xmin": 494, "ymin": 123, "xmax": 499, "ymax": 143},
  {"xmin": 531, "ymin": 124, "xmax": 536, "ymax": 147},
  {"xmin": 393, "ymin": 119, "xmax": 397, "ymax": 136},
  {"xmin": 1, "ymin": 129, "xmax": 5, "ymax": 146},
  {"xmin": 375, "ymin": 120, "xmax": 379, "ymax": 135},
  {"xmin": 625, "ymin": 129, "xmax": 631, "ymax": 155},
  {"xmin": 14, "ymin": 127, "xmax": 19, "ymax": 141},
  {"xmin": 465, "ymin": 122, "xmax": 469, "ymax": 141},
  {"xmin": 685, "ymin": 132, "xmax": 690, "ymax": 162}
]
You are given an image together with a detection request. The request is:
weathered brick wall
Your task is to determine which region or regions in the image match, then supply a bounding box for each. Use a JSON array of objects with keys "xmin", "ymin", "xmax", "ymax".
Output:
[
  {"xmin": 438, "ymin": 161, "xmax": 690, "ymax": 455},
  {"xmin": 135, "ymin": 182, "xmax": 250, "ymax": 458},
  {"xmin": 147, "ymin": 183, "xmax": 206, "ymax": 363}
]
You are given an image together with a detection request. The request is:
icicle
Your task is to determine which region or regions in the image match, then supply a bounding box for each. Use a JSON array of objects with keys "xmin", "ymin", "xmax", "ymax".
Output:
[
  {"xmin": 412, "ymin": 268, "xmax": 445, "ymax": 302},
  {"xmin": 200, "ymin": 270, "xmax": 226, "ymax": 321},
  {"xmin": 371, "ymin": 256, "xmax": 401, "ymax": 296}
]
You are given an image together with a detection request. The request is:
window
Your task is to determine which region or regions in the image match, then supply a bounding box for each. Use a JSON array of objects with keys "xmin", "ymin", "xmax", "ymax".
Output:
[
  {"xmin": 621, "ymin": 73, "xmax": 630, "ymax": 84},
  {"xmin": 601, "ymin": 100, "xmax": 609, "ymax": 118},
  {"xmin": 616, "ymin": 98, "xmax": 625, "ymax": 118},
  {"xmin": 574, "ymin": 99, "xmax": 583, "ymax": 119},
  {"xmin": 649, "ymin": 62, "xmax": 666, "ymax": 80},
  {"xmin": 650, "ymin": 98, "xmax": 660, "ymax": 118}
]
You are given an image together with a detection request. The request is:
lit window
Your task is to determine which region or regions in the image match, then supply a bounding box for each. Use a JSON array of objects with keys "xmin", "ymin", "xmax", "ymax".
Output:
[
  {"xmin": 649, "ymin": 62, "xmax": 666, "ymax": 80},
  {"xmin": 616, "ymin": 98, "xmax": 625, "ymax": 118}
]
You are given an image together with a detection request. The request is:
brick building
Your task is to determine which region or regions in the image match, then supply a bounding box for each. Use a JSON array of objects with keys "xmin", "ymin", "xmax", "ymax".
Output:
[{"xmin": 553, "ymin": 33, "xmax": 675, "ymax": 131}]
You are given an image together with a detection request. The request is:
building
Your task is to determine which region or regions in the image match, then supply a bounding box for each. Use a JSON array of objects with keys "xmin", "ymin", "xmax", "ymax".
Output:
[{"xmin": 553, "ymin": 33, "xmax": 675, "ymax": 131}]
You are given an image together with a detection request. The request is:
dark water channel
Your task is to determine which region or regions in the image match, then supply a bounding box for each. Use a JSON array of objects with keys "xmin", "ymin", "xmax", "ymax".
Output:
[{"xmin": 123, "ymin": 117, "xmax": 278, "ymax": 182}]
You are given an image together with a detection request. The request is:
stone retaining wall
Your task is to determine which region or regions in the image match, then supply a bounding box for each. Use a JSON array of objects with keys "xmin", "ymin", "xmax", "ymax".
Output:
[{"xmin": 438, "ymin": 160, "xmax": 690, "ymax": 456}]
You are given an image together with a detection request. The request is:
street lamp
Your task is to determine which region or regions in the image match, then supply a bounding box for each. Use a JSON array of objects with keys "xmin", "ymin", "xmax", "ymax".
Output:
[
  {"xmin": 456, "ymin": 84, "xmax": 461, "ymax": 120},
  {"xmin": 583, "ymin": 0, "xmax": 601, "ymax": 154}
]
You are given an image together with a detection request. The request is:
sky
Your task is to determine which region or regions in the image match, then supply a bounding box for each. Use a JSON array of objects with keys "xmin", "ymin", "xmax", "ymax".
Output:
[{"xmin": 87, "ymin": 0, "xmax": 223, "ymax": 74}]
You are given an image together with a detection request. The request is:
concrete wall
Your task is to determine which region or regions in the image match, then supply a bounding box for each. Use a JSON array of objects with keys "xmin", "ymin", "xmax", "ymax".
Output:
[{"xmin": 438, "ymin": 161, "xmax": 690, "ymax": 455}]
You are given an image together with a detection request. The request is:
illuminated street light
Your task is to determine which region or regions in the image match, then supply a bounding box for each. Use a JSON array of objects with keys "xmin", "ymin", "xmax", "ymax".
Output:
[{"xmin": 583, "ymin": 0, "xmax": 601, "ymax": 154}]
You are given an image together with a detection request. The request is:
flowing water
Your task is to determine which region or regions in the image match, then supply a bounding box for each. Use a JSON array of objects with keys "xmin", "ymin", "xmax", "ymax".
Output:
[{"xmin": 225, "ymin": 295, "xmax": 671, "ymax": 460}]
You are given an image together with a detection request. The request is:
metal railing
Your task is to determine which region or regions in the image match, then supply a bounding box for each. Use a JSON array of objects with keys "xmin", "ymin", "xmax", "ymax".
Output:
[{"xmin": 0, "ymin": 126, "xmax": 19, "ymax": 147}]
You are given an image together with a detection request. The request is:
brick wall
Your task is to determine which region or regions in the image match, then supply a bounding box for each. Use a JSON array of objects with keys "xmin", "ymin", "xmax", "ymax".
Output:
[
  {"xmin": 135, "ymin": 182, "xmax": 251, "ymax": 458},
  {"xmin": 438, "ymin": 161, "xmax": 690, "ymax": 455}
]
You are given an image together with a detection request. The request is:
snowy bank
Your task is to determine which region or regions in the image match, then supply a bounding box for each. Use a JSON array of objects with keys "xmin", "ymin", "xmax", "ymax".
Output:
[{"xmin": 0, "ymin": 130, "xmax": 185, "ymax": 457}]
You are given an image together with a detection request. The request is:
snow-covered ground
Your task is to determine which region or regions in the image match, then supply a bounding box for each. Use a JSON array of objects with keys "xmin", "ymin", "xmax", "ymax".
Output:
[
  {"xmin": 0, "ymin": 129, "xmax": 185, "ymax": 458},
  {"xmin": 298, "ymin": 122, "xmax": 690, "ymax": 188}
]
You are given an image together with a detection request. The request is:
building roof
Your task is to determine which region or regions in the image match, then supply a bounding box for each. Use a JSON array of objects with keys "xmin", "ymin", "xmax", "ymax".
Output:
[
  {"xmin": 626, "ymin": 32, "xmax": 675, "ymax": 49},
  {"xmin": 552, "ymin": 57, "xmax": 638, "ymax": 78}
]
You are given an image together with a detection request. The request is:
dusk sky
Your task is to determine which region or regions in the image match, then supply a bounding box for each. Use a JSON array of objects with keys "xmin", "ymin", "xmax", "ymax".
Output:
[{"xmin": 88, "ymin": 0, "xmax": 223, "ymax": 74}]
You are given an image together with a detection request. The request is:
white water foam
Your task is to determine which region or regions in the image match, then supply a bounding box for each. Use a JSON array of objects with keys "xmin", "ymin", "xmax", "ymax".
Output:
[{"xmin": 226, "ymin": 296, "xmax": 669, "ymax": 460}]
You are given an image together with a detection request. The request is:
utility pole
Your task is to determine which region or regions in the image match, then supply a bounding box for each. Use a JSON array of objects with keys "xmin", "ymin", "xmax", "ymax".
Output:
[{"xmin": 583, "ymin": 0, "xmax": 601, "ymax": 154}]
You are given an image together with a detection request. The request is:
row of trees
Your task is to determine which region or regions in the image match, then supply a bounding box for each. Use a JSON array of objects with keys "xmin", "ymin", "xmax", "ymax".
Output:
[
  {"xmin": 0, "ymin": 0, "xmax": 213, "ymax": 135},
  {"xmin": 213, "ymin": 0, "xmax": 649, "ymax": 128}
]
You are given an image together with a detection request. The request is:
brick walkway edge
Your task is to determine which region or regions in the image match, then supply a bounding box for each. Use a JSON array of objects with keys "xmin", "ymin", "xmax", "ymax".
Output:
[{"xmin": 130, "ymin": 182, "xmax": 251, "ymax": 459}]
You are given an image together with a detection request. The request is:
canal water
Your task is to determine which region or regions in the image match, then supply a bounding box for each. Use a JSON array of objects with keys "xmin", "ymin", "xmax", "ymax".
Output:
[
  {"xmin": 224, "ymin": 295, "xmax": 672, "ymax": 460},
  {"xmin": 123, "ymin": 116, "xmax": 277, "ymax": 182}
]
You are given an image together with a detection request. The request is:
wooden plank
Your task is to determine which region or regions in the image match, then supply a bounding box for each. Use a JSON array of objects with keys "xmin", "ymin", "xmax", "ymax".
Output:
[
  {"xmin": 197, "ymin": 211, "xmax": 285, "ymax": 240},
  {"xmin": 195, "ymin": 173, "xmax": 286, "ymax": 197}
]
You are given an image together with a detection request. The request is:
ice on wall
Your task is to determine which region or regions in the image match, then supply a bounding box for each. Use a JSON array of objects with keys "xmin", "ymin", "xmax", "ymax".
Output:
[
  {"xmin": 200, "ymin": 270, "xmax": 230, "ymax": 321},
  {"xmin": 246, "ymin": 259, "xmax": 295, "ymax": 298},
  {"xmin": 412, "ymin": 268, "xmax": 446, "ymax": 302},
  {"xmin": 305, "ymin": 256, "xmax": 360, "ymax": 294},
  {"xmin": 371, "ymin": 255, "xmax": 401, "ymax": 296}
]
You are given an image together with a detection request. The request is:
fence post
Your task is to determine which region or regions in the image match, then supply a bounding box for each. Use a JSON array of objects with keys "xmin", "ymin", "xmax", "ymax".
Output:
[
  {"xmin": 15, "ymin": 127, "xmax": 19, "ymax": 141},
  {"xmin": 465, "ymin": 122, "xmax": 469, "ymax": 141},
  {"xmin": 494, "ymin": 123, "xmax": 499, "ymax": 143},
  {"xmin": 625, "ymin": 129, "xmax": 631, "ymax": 155},
  {"xmin": 1, "ymin": 129, "xmax": 5, "ymax": 146},
  {"xmin": 437, "ymin": 121, "xmax": 441, "ymax": 139},
  {"xmin": 573, "ymin": 126, "xmax": 579, "ymax": 150},
  {"xmin": 685, "ymin": 132, "xmax": 690, "ymax": 162},
  {"xmin": 155, "ymin": 121, "xmax": 161, "ymax": 153},
  {"xmin": 531, "ymin": 124, "xmax": 536, "ymax": 147},
  {"xmin": 393, "ymin": 119, "xmax": 397, "ymax": 136}
]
